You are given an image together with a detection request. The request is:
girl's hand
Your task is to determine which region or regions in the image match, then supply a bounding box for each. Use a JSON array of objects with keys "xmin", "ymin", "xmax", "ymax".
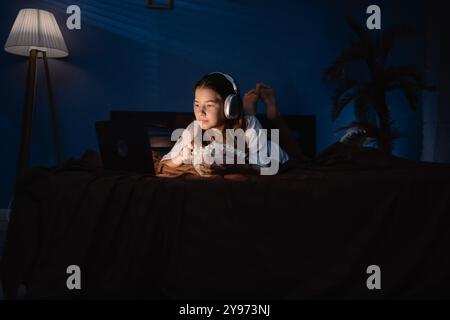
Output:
[
  {"xmin": 256, "ymin": 83, "xmax": 280, "ymax": 120},
  {"xmin": 172, "ymin": 143, "xmax": 193, "ymax": 166},
  {"xmin": 243, "ymin": 89, "xmax": 260, "ymax": 116}
]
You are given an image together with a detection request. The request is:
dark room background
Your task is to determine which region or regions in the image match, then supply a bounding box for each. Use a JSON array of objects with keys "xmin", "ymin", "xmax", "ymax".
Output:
[{"xmin": 0, "ymin": 0, "xmax": 449, "ymax": 208}]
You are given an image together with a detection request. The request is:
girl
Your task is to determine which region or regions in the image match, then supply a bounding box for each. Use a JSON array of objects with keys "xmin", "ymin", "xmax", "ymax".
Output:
[{"xmin": 160, "ymin": 72, "xmax": 290, "ymax": 175}]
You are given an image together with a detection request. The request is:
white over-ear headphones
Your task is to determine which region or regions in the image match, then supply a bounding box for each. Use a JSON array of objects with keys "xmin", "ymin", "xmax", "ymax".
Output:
[{"xmin": 208, "ymin": 72, "xmax": 242, "ymax": 120}]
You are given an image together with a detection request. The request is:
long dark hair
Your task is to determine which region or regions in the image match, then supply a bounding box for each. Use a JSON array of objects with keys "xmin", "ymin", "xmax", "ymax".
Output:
[{"xmin": 194, "ymin": 73, "xmax": 247, "ymax": 133}]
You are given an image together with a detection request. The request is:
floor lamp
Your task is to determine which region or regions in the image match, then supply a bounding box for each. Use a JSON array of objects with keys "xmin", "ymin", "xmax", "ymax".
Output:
[{"xmin": 4, "ymin": 9, "xmax": 69, "ymax": 186}]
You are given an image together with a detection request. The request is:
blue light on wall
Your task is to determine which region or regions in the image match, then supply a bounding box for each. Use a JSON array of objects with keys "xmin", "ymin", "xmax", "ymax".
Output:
[{"xmin": 0, "ymin": 0, "xmax": 432, "ymax": 207}]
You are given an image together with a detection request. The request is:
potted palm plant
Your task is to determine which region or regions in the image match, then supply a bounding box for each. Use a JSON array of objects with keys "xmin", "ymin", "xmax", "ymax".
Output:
[{"xmin": 323, "ymin": 17, "xmax": 435, "ymax": 154}]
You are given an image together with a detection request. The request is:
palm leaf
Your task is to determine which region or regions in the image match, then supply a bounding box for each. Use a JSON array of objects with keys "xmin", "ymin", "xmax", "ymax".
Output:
[
  {"xmin": 332, "ymin": 91, "xmax": 356, "ymax": 120},
  {"xmin": 346, "ymin": 16, "xmax": 372, "ymax": 46},
  {"xmin": 353, "ymin": 84, "xmax": 374, "ymax": 120},
  {"xmin": 385, "ymin": 66, "xmax": 436, "ymax": 112},
  {"xmin": 385, "ymin": 65, "xmax": 435, "ymax": 90},
  {"xmin": 331, "ymin": 80, "xmax": 358, "ymax": 120},
  {"xmin": 380, "ymin": 26, "xmax": 416, "ymax": 54},
  {"xmin": 393, "ymin": 81, "xmax": 422, "ymax": 111},
  {"xmin": 322, "ymin": 47, "xmax": 367, "ymax": 83}
]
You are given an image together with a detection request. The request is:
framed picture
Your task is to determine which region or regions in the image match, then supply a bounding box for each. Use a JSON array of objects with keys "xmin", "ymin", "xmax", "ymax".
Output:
[{"xmin": 146, "ymin": 0, "xmax": 174, "ymax": 9}]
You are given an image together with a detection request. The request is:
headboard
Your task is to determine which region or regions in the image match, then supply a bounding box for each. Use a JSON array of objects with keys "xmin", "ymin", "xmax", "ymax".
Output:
[{"xmin": 110, "ymin": 111, "xmax": 316, "ymax": 157}]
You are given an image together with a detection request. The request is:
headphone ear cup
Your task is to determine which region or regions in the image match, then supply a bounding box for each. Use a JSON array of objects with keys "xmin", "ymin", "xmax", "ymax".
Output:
[{"xmin": 224, "ymin": 94, "xmax": 242, "ymax": 120}]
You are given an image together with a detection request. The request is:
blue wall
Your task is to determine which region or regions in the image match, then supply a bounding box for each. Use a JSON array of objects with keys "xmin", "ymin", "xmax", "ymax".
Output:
[{"xmin": 0, "ymin": 0, "xmax": 432, "ymax": 207}]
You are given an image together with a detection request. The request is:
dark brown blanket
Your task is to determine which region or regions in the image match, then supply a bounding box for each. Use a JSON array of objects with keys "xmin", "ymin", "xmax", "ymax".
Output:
[{"xmin": 2, "ymin": 144, "xmax": 450, "ymax": 299}]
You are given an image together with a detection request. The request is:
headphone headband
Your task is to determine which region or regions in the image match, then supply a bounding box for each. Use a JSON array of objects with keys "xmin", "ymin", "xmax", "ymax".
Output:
[{"xmin": 208, "ymin": 72, "xmax": 238, "ymax": 94}]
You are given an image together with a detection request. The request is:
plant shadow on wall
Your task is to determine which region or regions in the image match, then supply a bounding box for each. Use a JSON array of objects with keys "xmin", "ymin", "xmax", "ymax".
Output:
[{"xmin": 322, "ymin": 17, "xmax": 436, "ymax": 154}]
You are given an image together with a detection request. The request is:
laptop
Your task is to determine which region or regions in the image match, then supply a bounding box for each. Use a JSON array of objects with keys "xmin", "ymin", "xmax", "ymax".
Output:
[{"xmin": 95, "ymin": 120, "xmax": 155, "ymax": 175}]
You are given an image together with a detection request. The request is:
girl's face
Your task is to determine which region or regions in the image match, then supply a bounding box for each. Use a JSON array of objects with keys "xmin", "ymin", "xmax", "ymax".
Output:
[{"xmin": 194, "ymin": 87, "xmax": 225, "ymax": 130}]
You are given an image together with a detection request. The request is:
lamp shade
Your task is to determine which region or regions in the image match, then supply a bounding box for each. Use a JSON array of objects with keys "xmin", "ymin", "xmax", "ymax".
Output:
[{"xmin": 4, "ymin": 8, "xmax": 68, "ymax": 58}]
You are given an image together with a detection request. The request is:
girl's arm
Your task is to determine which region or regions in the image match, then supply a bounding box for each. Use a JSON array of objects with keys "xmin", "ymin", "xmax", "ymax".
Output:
[
  {"xmin": 161, "ymin": 157, "xmax": 182, "ymax": 168},
  {"xmin": 160, "ymin": 121, "xmax": 196, "ymax": 168},
  {"xmin": 161, "ymin": 143, "xmax": 193, "ymax": 168}
]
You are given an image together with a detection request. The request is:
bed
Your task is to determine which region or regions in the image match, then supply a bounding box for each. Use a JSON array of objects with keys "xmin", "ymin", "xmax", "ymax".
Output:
[{"xmin": 1, "ymin": 112, "xmax": 450, "ymax": 300}]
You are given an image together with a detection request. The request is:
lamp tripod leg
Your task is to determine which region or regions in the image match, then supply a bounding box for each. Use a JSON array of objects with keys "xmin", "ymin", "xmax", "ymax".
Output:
[
  {"xmin": 16, "ymin": 49, "xmax": 38, "ymax": 187},
  {"xmin": 43, "ymin": 51, "xmax": 62, "ymax": 165}
]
